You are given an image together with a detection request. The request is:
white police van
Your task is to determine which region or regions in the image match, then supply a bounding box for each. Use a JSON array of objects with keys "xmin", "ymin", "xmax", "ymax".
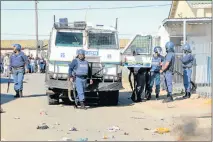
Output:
[{"xmin": 45, "ymin": 18, "xmax": 123, "ymax": 105}]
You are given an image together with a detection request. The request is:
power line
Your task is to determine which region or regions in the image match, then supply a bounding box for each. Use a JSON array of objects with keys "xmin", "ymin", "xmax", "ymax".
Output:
[
  {"xmin": 1, "ymin": 33, "xmax": 49, "ymax": 36},
  {"xmin": 2, "ymin": 4, "xmax": 171, "ymax": 11},
  {"xmin": 1, "ymin": 33, "xmax": 135, "ymax": 36}
]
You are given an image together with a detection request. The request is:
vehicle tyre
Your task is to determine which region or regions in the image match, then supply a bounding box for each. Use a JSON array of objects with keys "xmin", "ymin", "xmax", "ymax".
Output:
[
  {"xmin": 61, "ymin": 98, "xmax": 72, "ymax": 105},
  {"xmin": 47, "ymin": 90, "xmax": 59, "ymax": 105},
  {"xmin": 99, "ymin": 91, "xmax": 119, "ymax": 106},
  {"xmin": 108, "ymin": 91, "xmax": 119, "ymax": 106}
]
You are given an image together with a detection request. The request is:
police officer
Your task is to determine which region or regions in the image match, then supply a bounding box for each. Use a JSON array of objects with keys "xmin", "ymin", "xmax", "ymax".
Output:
[
  {"xmin": 179, "ymin": 43, "xmax": 195, "ymax": 99},
  {"xmin": 68, "ymin": 49, "xmax": 93, "ymax": 109},
  {"xmin": 147, "ymin": 46, "xmax": 164, "ymax": 100},
  {"xmin": 9, "ymin": 44, "xmax": 29, "ymax": 98},
  {"xmin": 160, "ymin": 42, "xmax": 175, "ymax": 103}
]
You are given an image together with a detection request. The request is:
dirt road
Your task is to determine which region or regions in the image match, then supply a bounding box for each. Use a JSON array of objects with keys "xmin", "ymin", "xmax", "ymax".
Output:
[{"xmin": 1, "ymin": 74, "xmax": 211, "ymax": 141}]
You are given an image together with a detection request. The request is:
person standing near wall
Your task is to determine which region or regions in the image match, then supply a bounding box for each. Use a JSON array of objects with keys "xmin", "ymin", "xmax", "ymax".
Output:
[{"xmin": 179, "ymin": 43, "xmax": 195, "ymax": 99}]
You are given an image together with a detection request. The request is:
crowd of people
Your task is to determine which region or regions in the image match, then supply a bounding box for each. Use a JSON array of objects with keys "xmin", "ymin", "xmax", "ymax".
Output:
[{"xmin": 0, "ymin": 53, "xmax": 46, "ymax": 77}]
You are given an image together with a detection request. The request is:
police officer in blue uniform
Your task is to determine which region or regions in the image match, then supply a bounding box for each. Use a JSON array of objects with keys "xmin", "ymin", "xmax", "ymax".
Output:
[
  {"xmin": 179, "ymin": 43, "xmax": 195, "ymax": 99},
  {"xmin": 9, "ymin": 44, "xmax": 29, "ymax": 98},
  {"xmin": 147, "ymin": 46, "xmax": 164, "ymax": 100},
  {"xmin": 160, "ymin": 42, "xmax": 175, "ymax": 103},
  {"xmin": 68, "ymin": 49, "xmax": 93, "ymax": 109}
]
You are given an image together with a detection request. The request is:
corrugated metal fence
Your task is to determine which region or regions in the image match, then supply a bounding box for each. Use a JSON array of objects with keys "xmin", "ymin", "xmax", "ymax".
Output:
[{"xmin": 173, "ymin": 42, "xmax": 211, "ymax": 97}]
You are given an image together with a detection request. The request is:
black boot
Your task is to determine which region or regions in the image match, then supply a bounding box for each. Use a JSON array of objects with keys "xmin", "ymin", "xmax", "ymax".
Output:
[
  {"xmin": 187, "ymin": 92, "xmax": 191, "ymax": 98},
  {"xmin": 14, "ymin": 90, "xmax": 20, "ymax": 98},
  {"xmin": 163, "ymin": 94, "xmax": 173, "ymax": 103},
  {"xmin": 80, "ymin": 102, "xmax": 86, "ymax": 110},
  {"xmin": 156, "ymin": 94, "xmax": 159, "ymax": 100},
  {"xmin": 146, "ymin": 92, "xmax": 152, "ymax": 100},
  {"xmin": 183, "ymin": 92, "xmax": 188, "ymax": 99}
]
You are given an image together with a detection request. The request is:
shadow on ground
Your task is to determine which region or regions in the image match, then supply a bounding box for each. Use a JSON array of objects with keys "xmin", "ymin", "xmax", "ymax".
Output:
[
  {"xmin": 0, "ymin": 78, "xmax": 27, "ymax": 84},
  {"xmin": 1, "ymin": 94, "xmax": 15, "ymax": 105}
]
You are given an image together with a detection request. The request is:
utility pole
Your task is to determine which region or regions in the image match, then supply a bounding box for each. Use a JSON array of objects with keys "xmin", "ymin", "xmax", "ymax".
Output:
[{"xmin": 35, "ymin": 0, "xmax": 39, "ymax": 58}]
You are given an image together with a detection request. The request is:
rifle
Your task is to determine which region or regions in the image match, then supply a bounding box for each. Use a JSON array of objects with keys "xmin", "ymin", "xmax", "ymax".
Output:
[{"xmin": 174, "ymin": 70, "xmax": 197, "ymax": 92}]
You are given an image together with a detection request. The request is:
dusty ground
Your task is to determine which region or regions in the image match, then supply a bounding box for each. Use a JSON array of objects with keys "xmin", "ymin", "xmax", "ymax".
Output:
[{"xmin": 1, "ymin": 73, "xmax": 212, "ymax": 141}]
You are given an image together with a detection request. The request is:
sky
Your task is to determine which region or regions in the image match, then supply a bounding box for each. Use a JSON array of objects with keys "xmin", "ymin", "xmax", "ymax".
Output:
[{"xmin": 1, "ymin": 1, "xmax": 171, "ymax": 40}]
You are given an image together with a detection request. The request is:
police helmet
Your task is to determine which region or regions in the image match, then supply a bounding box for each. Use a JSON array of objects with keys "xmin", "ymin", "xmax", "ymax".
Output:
[
  {"xmin": 182, "ymin": 43, "xmax": 191, "ymax": 53},
  {"xmin": 77, "ymin": 49, "xmax": 85, "ymax": 55},
  {"xmin": 154, "ymin": 46, "xmax": 162, "ymax": 54},
  {"xmin": 12, "ymin": 44, "xmax": 22, "ymax": 51},
  {"xmin": 165, "ymin": 41, "xmax": 175, "ymax": 52}
]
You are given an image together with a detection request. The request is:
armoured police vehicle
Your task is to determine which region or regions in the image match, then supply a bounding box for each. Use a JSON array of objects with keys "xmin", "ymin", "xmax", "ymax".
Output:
[{"xmin": 45, "ymin": 18, "xmax": 122, "ymax": 105}]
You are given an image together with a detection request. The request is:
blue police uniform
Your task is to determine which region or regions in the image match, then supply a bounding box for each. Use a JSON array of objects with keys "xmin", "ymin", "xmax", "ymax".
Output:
[
  {"xmin": 180, "ymin": 43, "xmax": 194, "ymax": 98},
  {"xmin": 162, "ymin": 42, "xmax": 175, "ymax": 102},
  {"xmin": 9, "ymin": 44, "xmax": 28, "ymax": 97},
  {"xmin": 149, "ymin": 54, "xmax": 164, "ymax": 99},
  {"xmin": 68, "ymin": 49, "xmax": 91, "ymax": 105},
  {"xmin": 39, "ymin": 59, "xmax": 45, "ymax": 73}
]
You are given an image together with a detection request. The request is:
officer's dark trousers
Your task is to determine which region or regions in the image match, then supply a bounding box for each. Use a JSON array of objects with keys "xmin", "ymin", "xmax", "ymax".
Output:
[
  {"xmin": 12, "ymin": 68, "xmax": 24, "ymax": 91},
  {"xmin": 183, "ymin": 68, "xmax": 192, "ymax": 93},
  {"xmin": 75, "ymin": 77, "xmax": 87, "ymax": 102},
  {"xmin": 136, "ymin": 72, "xmax": 146, "ymax": 99},
  {"xmin": 149, "ymin": 72, "xmax": 160, "ymax": 95},
  {"xmin": 163, "ymin": 71, "xmax": 173, "ymax": 95}
]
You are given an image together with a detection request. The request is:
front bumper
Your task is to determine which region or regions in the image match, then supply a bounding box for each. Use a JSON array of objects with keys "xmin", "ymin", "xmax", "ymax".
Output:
[{"xmin": 46, "ymin": 79, "xmax": 123, "ymax": 91}]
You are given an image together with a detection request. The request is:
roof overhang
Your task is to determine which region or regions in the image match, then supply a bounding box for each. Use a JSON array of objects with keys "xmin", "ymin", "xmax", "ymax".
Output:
[{"xmin": 162, "ymin": 17, "xmax": 212, "ymax": 26}]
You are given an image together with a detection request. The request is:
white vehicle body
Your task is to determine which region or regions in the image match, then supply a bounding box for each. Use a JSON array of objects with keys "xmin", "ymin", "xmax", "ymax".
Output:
[{"xmin": 46, "ymin": 20, "xmax": 122, "ymax": 91}]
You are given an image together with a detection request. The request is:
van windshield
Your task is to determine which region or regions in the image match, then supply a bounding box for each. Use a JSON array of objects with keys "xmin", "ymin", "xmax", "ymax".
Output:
[
  {"xmin": 88, "ymin": 32, "xmax": 117, "ymax": 49},
  {"xmin": 55, "ymin": 32, "xmax": 83, "ymax": 47}
]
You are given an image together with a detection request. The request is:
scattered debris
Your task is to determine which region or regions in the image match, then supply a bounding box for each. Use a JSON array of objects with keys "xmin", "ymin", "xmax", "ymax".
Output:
[
  {"xmin": 14, "ymin": 116, "xmax": 20, "ymax": 119},
  {"xmin": 144, "ymin": 128, "xmax": 150, "ymax": 130},
  {"xmin": 61, "ymin": 137, "xmax": 72, "ymax": 141},
  {"xmin": 59, "ymin": 104, "xmax": 64, "ymax": 107},
  {"xmin": 102, "ymin": 135, "xmax": 108, "ymax": 139},
  {"xmin": 107, "ymin": 126, "xmax": 120, "ymax": 132},
  {"xmin": 154, "ymin": 127, "xmax": 170, "ymax": 134},
  {"xmin": 124, "ymin": 132, "xmax": 129, "ymax": 135},
  {"xmin": 55, "ymin": 122, "xmax": 60, "ymax": 125},
  {"xmin": 40, "ymin": 109, "xmax": 48, "ymax": 115},
  {"xmin": 69, "ymin": 127, "xmax": 77, "ymax": 131},
  {"xmin": 204, "ymin": 99, "xmax": 211, "ymax": 105},
  {"xmin": 37, "ymin": 123, "xmax": 49, "ymax": 130},
  {"xmin": 131, "ymin": 117, "xmax": 145, "ymax": 119}
]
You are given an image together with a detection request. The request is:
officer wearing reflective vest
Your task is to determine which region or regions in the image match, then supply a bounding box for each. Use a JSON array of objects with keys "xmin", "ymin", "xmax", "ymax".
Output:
[
  {"xmin": 147, "ymin": 46, "xmax": 164, "ymax": 100},
  {"xmin": 68, "ymin": 49, "xmax": 93, "ymax": 109},
  {"xmin": 160, "ymin": 42, "xmax": 175, "ymax": 103},
  {"xmin": 9, "ymin": 44, "xmax": 29, "ymax": 98},
  {"xmin": 179, "ymin": 43, "xmax": 195, "ymax": 99}
]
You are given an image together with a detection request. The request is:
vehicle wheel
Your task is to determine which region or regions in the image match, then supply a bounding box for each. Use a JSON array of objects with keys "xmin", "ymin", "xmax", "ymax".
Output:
[
  {"xmin": 99, "ymin": 91, "xmax": 119, "ymax": 106},
  {"xmin": 61, "ymin": 98, "xmax": 72, "ymax": 105},
  {"xmin": 47, "ymin": 90, "xmax": 59, "ymax": 105},
  {"xmin": 108, "ymin": 91, "xmax": 119, "ymax": 106}
]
